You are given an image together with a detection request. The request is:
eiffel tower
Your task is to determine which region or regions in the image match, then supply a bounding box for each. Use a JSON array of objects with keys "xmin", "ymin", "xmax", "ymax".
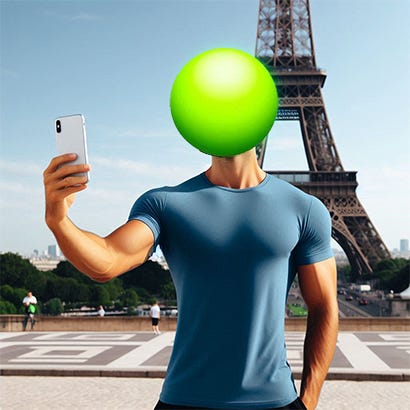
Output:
[{"xmin": 254, "ymin": 0, "xmax": 390, "ymax": 275}]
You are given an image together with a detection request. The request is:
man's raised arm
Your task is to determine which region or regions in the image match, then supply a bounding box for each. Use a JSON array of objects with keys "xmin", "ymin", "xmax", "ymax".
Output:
[
  {"xmin": 43, "ymin": 154, "xmax": 154, "ymax": 282},
  {"xmin": 297, "ymin": 257, "xmax": 339, "ymax": 410}
]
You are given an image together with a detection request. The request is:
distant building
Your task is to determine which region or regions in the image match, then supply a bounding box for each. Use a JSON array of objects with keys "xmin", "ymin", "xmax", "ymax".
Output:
[
  {"xmin": 30, "ymin": 258, "xmax": 59, "ymax": 271},
  {"xmin": 48, "ymin": 245, "xmax": 57, "ymax": 258},
  {"xmin": 397, "ymin": 239, "xmax": 410, "ymax": 259},
  {"xmin": 29, "ymin": 244, "xmax": 64, "ymax": 270},
  {"xmin": 47, "ymin": 245, "xmax": 62, "ymax": 258}
]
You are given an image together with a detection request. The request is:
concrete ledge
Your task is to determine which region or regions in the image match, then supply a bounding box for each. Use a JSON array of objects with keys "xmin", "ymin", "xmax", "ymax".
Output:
[
  {"xmin": 1, "ymin": 315, "xmax": 409, "ymax": 332},
  {"xmin": 1, "ymin": 368, "xmax": 408, "ymax": 381},
  {"xmin": 0, "ymin": 368, "xmax": 167, "ymax": 378}
]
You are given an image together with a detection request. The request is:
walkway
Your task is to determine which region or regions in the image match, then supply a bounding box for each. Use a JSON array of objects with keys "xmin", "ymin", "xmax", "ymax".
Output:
[
  {"xmin": 1, "ymin": 331, "xmax": 409, "ymax": 410},
  {"xmin": 1, "ymin": 331, "xmax": 409, "ymax": 380},
  {"xmin": 1, "ymin": 377, "xmax": 409, "ymax": 410}
]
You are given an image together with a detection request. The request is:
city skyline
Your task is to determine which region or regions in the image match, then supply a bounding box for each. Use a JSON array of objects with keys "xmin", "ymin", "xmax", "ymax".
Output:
[
  {"xmin": 22, "ymin": 238, "xmax": 410, "ymax": 260},
  {"xmin": 1, "ymin": 1, "xmax": 409, "ymax": 256}
]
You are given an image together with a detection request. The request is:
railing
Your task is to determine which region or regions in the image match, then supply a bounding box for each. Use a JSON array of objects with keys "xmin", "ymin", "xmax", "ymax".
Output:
[
  {"xmin": 267, "ymin": 171, "xmax": 358, "ymax": 185},
  {"xmin": 1, "ymin": 315, "xmax": 408, "ymax": 332}
]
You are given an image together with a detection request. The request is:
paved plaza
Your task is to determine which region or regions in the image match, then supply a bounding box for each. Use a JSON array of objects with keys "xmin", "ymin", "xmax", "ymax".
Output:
[
  {"xmin": 0, "ymin": 331, "xmax": 409, "ymax": 409},
  {"xmin": 2, "ymin": 377, "xmax": 410, "ymax": 410},
  {"xmin": 1, "ymin": 331, "xmax": 409, "ymax": 379}
]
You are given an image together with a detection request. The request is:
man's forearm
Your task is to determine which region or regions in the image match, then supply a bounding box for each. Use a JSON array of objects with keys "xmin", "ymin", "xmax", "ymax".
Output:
[
  {"xmin": 48, "ymin": 216, "xmax": 115, "ymax": 282},
  {"xmin": 300, "ymin": 304, "xmax": 338, "ymax": 409}
]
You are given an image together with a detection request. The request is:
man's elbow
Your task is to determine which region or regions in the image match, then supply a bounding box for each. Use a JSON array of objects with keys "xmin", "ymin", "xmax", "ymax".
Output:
[
  {"xmin": 82, "ymin": 266, "xmax": 120, "ymax": 283},
  {"xmin": 87, "ymin": 261, "xmax": 144, "ymax": 283}
]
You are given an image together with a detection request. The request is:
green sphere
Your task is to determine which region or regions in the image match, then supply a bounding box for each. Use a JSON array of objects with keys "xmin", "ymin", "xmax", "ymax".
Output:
[{"xmin": 170, "ymin": 48, "xmax": 278, "ymax": 157}]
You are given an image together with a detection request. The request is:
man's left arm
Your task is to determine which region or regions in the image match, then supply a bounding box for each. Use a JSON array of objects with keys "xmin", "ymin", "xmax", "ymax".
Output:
[{"xmin": 298, "ymin": 257, "xmax": 339, "ymax": 410}]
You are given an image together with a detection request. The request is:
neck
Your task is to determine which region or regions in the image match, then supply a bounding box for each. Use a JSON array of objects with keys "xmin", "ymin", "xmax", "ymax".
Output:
[{"xmin": 205, "ymin": 149, "xmax": 266, "ymax": 189}]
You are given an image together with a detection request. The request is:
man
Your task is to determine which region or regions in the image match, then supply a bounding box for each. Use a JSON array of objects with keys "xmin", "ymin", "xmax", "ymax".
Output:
[
  {"xmin": 22, "ymin": 291, "xmax": 37, "ymax": 331},
  {"xmin": 97, "ymin": 305, "xmax": 105, "ymax": 317},
  {"xmin": 43, "ymin": 148, "xmax": 338, "ymax": 409},
  {"xmin": 150, "ymin": 301, "xmax": 161, "ymax": 335}
]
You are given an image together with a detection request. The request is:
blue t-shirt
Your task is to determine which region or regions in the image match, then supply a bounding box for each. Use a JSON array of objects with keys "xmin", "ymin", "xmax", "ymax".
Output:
[{"xmin": 129, "ymin": 172, "xmax": 333, "ymax": 409}]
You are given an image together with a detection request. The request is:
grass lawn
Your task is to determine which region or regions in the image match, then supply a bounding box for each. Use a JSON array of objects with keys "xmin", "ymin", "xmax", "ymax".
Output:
[{"xmin": 287, "ymin": 303, "xmax": 308, "ymax": 317}]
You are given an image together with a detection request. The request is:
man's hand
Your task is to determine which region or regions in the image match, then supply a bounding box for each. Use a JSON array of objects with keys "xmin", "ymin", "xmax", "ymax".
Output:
[
  {"xmin": 42, "ymin": 154, "xmax": 154, "ymax": 282},
  {"xmin": 43, "ymin": 154, "xmax": 90, "ymax": 228}
]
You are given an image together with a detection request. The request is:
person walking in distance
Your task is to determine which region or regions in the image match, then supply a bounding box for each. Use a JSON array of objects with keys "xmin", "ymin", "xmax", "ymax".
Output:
[
  {"xmin": 97, "ymin": 305, "xmax": 105, "ymax": 317},
  {"xmin": 22, "ymin": 291, "xmax": 37, "ymax": 331},
  {"xmin": 150, "ymin": 301, "xmax": 161, "ymax": 335}
]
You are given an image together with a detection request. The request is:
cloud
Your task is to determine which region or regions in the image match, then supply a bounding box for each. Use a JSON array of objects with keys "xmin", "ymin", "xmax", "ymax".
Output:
[
  {"xmin": 358, "ymin": 164, "xmax": 410, "ymax": 194},
  {"xmin": 101, "ymin": 125, "xmax": 179, "ymax": 140},
  {"xmin": 0, "ymin": 160, "xmax": 43, "ymax": 176},
  {"xmin": 0, "ymin": 181, "xmax": 28, "ymax": 194},
  {"xmin": 266, "ymin": 136, "xmax": 303, "ymax": 152},
  {"xmin": 92, "ymin": 156, "xmax": 202, "ymax": 181}
]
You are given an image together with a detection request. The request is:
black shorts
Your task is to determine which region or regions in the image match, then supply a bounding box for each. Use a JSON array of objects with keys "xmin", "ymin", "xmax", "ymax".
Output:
[
  {"xmin": 152, "ymin": 318, "xmax": 159, "ymax": 326},
  {"xmin": 154, "ymin": 397, "xmax": 307, "ymax": 409}
]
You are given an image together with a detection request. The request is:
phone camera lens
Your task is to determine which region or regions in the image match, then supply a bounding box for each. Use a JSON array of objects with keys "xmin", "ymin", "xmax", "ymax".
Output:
[{"xmin": 56, "ymin": 120, "xmax": 61, "ymax": 133}]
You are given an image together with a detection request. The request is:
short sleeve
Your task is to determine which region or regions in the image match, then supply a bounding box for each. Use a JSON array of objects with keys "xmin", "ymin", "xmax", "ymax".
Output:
[
  {"xmin": 293, "ymin": 196, "xmax": 333, "ymax": 266},
  {"xmin": 128, "ymin": 189, "xmax": 167, "ymax": 250}
]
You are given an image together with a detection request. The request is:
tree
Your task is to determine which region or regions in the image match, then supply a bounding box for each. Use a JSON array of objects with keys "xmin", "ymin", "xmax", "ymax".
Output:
[
  {"xmin": 337, "ymin": 264, "xmax": 351, "ymax": 283},
  {"xmin": 375, "ymin": 259, "xmax": 397, "ymax": 272},
  {"xmin": 0, "ymin": 252, "xmax": 178, "ymax": 311},
  {"xmin": 0, "ymin": 252, "xmax": 39, "ymax": 287},
  {"xmin": 23, "ymin": 270, "xmax": 48, "ymax": 300},
  {"xmin": 121, "ymin": 260, "xmax": 172, "ymax": 294},
  {"xmin": 0, "ymin": 285, "xmax": 27, "ymax": 313},
  {"xmin": 102, "ymin": 278, "xmax": 123, "ymax": 301},
  {"xmin": 161, "ymin": 282, "xmax": 176, "ymax": 301},
  {"xmin": 59, "ymin": 278, "xmax": 91, "ymax": 303},
  {"xmin": 120, "ymin": 289, "xmax": 139, "ymax": 309},
  {"xmin": 370, "ymin": 258, "xmax": 410, "ymax": 292},
  {"xmin": 91, "ymin": 286, "xmax": 111, "ymax": 307},
  {"xmin": 133, "ymin": 287, "xmax": 151, "ymax": 303},
  {"xmin": 0, "ymin": 300, "xmax": 17, "ymax": 314},
  {"xmin": 44, "ymin": 298, "xmax": 64, "ymax": 316},
  {"xmin": 53, "ymin": 260, "xmax": 94, "ymax": 284},
  {"xmin": 0, "ymin": 285, "xmax": 15, "ymax": 303},
  {"xmin": 385, "ymin": 262, "xmax": 410, "ymax": 293}
]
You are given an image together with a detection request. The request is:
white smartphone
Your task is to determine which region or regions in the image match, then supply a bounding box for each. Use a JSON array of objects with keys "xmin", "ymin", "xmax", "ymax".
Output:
[{"xmin": 55, "ymin": 114, "xmax": 89, "ymax": 181}]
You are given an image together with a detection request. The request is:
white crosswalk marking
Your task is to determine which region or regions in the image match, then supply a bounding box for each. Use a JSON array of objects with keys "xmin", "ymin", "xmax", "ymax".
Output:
[
  {"xmin": 1, "ymin": 331, "xmax": 409, "ymax": 377},
  {"xmin": 107, "ymin": 332, "xmax": 175, "ymax": 368},
  {"xmin": 10, "ymin": 346, "xmax": 111, "ymax": 363},
  {"xmin": 337, "ymin": 333, "xmax": 390, "ymax": 371}
]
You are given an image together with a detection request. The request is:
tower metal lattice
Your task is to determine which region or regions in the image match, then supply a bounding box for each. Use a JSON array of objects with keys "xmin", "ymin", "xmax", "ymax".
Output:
[{"xmin": 255, "ymin": 0, "xmax": 390, "ymax": 275}]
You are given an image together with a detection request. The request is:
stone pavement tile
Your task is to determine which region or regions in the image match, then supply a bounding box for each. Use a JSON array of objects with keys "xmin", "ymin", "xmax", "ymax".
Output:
[
  {"xmin": 1, "ymin": 377, "xmax": 409, "ymax": 410},
  {"xmin": 0, "ymin": 376, "xmax": 163, "ymax": 410},
  {"xmin": 317, "ymin": 380, "xmax": 410, "ymax": 410},
  {"xmin": 1, "ymin": 331, "xmax": 409, "ymax": 381}
]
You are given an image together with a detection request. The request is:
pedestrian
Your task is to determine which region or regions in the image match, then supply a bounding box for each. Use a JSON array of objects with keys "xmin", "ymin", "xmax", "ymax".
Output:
[
  {"xmin": 97, "ymin": 305, "xmax": 105, "ymax": 317},
  {"xmin": 150, "ymin": 301, "xmax": 161, "ymax": 335},
  {"xmin": 22, "ymin": 291, "xmax": 37, "ymax": 331}
]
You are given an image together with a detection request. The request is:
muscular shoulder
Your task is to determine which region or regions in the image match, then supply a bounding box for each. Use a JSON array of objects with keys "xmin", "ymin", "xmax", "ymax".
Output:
[
  {"xmin": 129, "ymin": 173, "xmax": 206, "ymax": 217},
  {"xmin": 271, "ymin": 177, "xmax": 314, "ymax": 212}
]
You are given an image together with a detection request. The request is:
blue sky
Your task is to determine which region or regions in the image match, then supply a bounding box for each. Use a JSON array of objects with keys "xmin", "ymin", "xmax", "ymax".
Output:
[{"xmin": 1, "ymin": 0, "xmax": 409, "ymax": 256}]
